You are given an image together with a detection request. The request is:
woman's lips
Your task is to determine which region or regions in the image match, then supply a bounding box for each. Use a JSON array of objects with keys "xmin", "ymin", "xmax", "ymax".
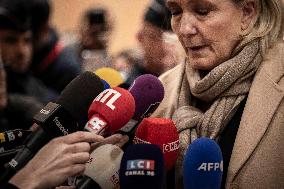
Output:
[
  {"xmin": 190, "ymin": 44, "xmax": 206, "ymax": 50},
  {"xmin": 186, "ymin": 45, "xmax": 207, "ymax": 56}
]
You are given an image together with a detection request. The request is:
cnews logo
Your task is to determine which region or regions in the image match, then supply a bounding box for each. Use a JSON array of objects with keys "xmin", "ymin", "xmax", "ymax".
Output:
[
  {"xmin": 127, "ymin": 159, "xmax": 155, "ymax": 171},
  {"xmin": 163, "ymin": 140, "xmax": 179, "ymax": 153},
  {"xmin": 197, "ymin": 161, "xmax": 223, "ymax": 172}
]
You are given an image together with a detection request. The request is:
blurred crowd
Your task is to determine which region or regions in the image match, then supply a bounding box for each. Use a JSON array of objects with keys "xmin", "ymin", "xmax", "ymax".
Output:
[{"xmin": 0, "ymin": 0, "xmax": 185, "ymax": 132}]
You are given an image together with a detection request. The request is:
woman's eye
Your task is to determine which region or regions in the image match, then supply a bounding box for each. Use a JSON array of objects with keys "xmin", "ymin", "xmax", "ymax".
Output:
[{"xmin": 196, "ymin": 8, "xmax": 209, "ymax": 16}]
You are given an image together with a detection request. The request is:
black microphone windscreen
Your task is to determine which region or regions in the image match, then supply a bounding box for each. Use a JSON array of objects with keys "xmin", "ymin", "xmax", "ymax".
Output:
[
  {"xmin": 119, "ymin": 144, "xmax": 165, "ymax": 189},
  {"xmin": 56, "ymin": 71, "xmax": 104, "ymax": 121}
]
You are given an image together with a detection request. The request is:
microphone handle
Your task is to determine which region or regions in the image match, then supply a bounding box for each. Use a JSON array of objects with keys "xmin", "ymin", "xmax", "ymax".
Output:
[
  {"xmin": 116, "ymin": 119, "xmax": 139, "ymax": 137},
  {"xmin": 0, "ymin": 128, "xmax": 50, "ymax": 183},
  {"xmin": 76, "ymin": 177, "xmax": 101, "ymax": 189}
]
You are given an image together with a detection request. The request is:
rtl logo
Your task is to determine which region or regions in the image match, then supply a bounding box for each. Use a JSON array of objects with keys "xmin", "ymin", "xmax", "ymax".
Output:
[{"xmin": 94, "ymin": 89, "xmax": 121, "ymax": 110}]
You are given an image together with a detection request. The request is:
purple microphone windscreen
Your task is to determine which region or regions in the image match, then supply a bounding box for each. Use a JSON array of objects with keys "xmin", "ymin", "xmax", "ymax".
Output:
[
  {"xmin": 56, "ymin": 71, "xmax": 104, "ymax": 121},
  {"xmin": 128, "ymin": 74, "xmax": 164, "ymax": 120}
]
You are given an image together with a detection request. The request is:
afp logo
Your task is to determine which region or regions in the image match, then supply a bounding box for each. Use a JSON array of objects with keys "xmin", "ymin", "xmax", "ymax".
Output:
[
  {"xmin": 126, "ymin": 159, "xmax": 155, "ymax": 171},
  {"xmin": 197, "ymin": 161, "xmax": 223, "ymax": 172}
]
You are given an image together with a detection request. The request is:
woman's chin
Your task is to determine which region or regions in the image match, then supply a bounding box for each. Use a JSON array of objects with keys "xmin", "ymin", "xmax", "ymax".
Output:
[{"xmin": 188, "ymin": 58, "xmax": 216, "ymax": 71}]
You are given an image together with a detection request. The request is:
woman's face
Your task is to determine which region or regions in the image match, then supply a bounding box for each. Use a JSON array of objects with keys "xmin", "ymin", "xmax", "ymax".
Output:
[{"xmin": 167, "ymin": 0, "xmax": 250, "ymax": 70}]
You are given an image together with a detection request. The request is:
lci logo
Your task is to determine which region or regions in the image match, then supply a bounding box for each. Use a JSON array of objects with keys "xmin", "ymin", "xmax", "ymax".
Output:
[
  {"xmin": 125, "ymin": 159, "xmax": 156, "ymax": 176},
  {"xmin": 127, "ymin": 159, "xmax": 154, "ymax": 170}
]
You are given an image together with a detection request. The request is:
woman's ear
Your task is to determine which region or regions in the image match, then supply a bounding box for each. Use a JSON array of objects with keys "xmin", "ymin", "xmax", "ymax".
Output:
[{"xmin": 241, "ymin": 0, "xmax": 256, "ymax": 30}]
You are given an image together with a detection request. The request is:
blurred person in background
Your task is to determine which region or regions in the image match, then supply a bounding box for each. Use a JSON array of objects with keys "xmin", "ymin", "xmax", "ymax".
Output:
[
  {"xmin": 0, "ymin": 0, "xmax": 49, "ymax": 131},
  {"xmin": 65, "ymin": 8, "xmax": 113, "ymax": 72},
  {"xmin": 136, "ymin": 0, "xmax": 173, "ymax": 77},
  {"xmin": 113, "ymin": 32, "xmax": 184, "ymax": 89},
  {"xmin": 112, "ymin": 48, "xmax": 144, "ymax": 87},
  {"xmin": 162, "ymin": 31, "xmax": 185, "ymax": 72},
  {"xmin": 30, "ymin": 0, "xmax": 81, "ymax": 93}
]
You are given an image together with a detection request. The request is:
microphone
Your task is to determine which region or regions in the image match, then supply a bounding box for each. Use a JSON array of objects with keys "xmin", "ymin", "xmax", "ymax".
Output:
[
  {"xmin": 101, "ymin": 79, "xmax": 110, "ymax": 89},
  {"xmin": 85, "ymin": 87, "xmax": 135, "ymax": 136},
  {"xmin": 0, "ymin": 129, "xmax": 32, "ymax": 152},
  {"xmin": 119, "ymin": 144, "xmax": 165, "ymax": 189},
  {"xmin": 129, "ymin": 74, "xmax": 164, "ymax": 120},
  {"xmin": 183, "ymin": 137, "xmax": 223, "ymax": 189},
  {"xmin": 95, "ymin": 67, "xmax": 124, "ymax": 88},
  {"xmin": 0, "ymin": 72, "xmax": 104, "ymax": 182},
  {"xmin": 76, "ymin": 144, "xmax": 123, "ymax": 189},
  {"xmin": 117, "ymin": 74, "xmax": 164, "ymax": 136},
  {"xmin": 133, "ymin": 118, "xmax": 179, "ymax": 171}
]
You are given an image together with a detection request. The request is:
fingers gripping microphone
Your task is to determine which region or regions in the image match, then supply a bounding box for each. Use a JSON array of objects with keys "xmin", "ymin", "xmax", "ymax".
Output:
[
  {"xmin": 133, "ymin": 118, "xmax": 179, "ymax": 171},
  {"xmin": 119, "ymin": 144, "xmax": 165, "ymax": 189},
  {"xmin": 85, "ymin": 87, "xmax": 135, "ymax": 136},
  {"xmin": 0, "ymin": 72, "xmax": 104, "ymax": 182},
  {"xmin": 118, "ymin": 74, "xmax": 164, "ymax": 136},
  {"xmin": 183, "ymin": 137, "xmax": 223, "ymax": 189},
  {"xmin": 76, "ymin": 144, "xmax": 123, "ymax": 189}
]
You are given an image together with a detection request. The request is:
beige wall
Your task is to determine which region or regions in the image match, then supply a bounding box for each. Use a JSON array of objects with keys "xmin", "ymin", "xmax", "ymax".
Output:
[{"xmin": 50, "ymin": 0, "xmax": 150, "ymax": 54}]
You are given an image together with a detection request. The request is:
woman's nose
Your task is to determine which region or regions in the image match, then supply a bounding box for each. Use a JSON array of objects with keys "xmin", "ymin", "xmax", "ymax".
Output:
[{"xmin": 178, "ymin": 13, "xmax": 197, "ymax": 36}]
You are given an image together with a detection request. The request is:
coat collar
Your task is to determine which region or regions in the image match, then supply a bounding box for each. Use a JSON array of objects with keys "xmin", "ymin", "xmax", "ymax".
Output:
[{"xmin": 227, "ymin": 42, "xmax": 284, "ymax": 183}]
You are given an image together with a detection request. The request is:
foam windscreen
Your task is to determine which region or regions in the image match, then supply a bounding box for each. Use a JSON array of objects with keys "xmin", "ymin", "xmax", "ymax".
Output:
[
  {"xmin": 119, "ymin": 144, "xmax": 165, "ymax": 189},
  {"xmin": 83, "ymin": 144, "xmax": 123, "ymax": 189},
  {"xmin": 129, "ymin": 74, "xmax": 164, "ymax": 120},
  {"xmin": 56, "ymin": 71, "xmax": 104, "ymax": 121},
  {"xmin": 183, "ymin": 137, "xmax": 223, "ymax": 189},
  {"xmin": 87, "ymin": 87, "xmax": 135, "ymax": 134},
  {"xmin": 95, "ymin": 67, "xmax": 124, "ymax": 87},
  {"xmin": 134, "ymin": 118, "xmax": 179, "ymax": 170}
]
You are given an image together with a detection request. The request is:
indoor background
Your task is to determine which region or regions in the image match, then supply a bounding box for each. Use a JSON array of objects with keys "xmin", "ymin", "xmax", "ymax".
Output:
[{"xmin": 50, "ymin": 0, "xmax": 151, "ymax": 54}]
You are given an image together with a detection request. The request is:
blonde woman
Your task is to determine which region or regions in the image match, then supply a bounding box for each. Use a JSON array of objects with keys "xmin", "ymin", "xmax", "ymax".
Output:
[{"xmin": 152, "ymin": 0, "xmax": 284, "ymax": 188}]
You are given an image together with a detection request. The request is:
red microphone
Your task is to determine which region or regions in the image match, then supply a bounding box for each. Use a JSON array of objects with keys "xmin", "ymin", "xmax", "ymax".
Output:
[
  {"xmin": 85, "ymin": 87, "xmax": 135, "ymax": 135},
  {"xmin": 133, "ymin": 118, "xmax": 179, "ymax": 171}
]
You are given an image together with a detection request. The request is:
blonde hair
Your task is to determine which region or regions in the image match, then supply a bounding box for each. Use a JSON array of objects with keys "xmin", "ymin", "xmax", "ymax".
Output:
[{"xmin": 234, "ymin": 0, "xmax": 282, "ymax": 55}]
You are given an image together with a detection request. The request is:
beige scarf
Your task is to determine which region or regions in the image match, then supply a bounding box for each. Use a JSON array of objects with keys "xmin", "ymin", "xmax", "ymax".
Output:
[{"xmin": 172, "ymin": 40, "xmax": 262, "ymax": 187}]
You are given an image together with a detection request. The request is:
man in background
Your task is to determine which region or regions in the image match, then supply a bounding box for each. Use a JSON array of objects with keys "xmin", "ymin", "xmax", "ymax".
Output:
[
  {"xmin": 0, "ymin": 0, "xmax": 51, "ymax": 131},
  {"xmin": 65, "ymin": 8, "xmax": 113, "ymax": 72},
  {"xmin": 30, "ymin": 0, "xmax": 81, "ymax": 93}
]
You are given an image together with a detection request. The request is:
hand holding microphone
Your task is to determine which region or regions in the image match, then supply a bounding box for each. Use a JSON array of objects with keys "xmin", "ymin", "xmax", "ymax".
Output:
[
  {"xmin": 9, "ymin": 131, "xmax": 104, "ymax": 189},
  {"xmin": 0, "ymin": 72, "xmax": 104, "ymax": 182}
]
